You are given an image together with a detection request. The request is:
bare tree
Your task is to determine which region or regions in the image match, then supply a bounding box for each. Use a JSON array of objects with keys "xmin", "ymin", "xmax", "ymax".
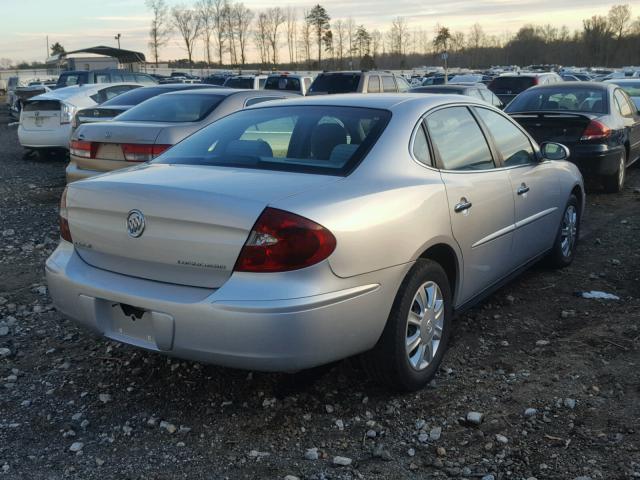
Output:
[
  {"xmin": 211, "ymin": 0, "xmax": 226, "ymax": 65},
  {"xmin": 172, "ymin": 5, "xmax": 202, "ymax": 66},
  {"xmin": 233, "ymin": 3, "xmax": 253, "ymax": 66},
  {"xmin": 254, "ymin": 12, "xmax": 269, "ymax": 65},
  {"xmin": 286, "ymin": 7, "xmax": 298, "ymax": 64},
  {"xmin": 145, "ymin": 0, "xmax": 172, "ymax": 65},
  {"xmin": 224, "ymin": 1, "xmax": 238, "ymax": 65},
  {"xmin": 371, "ymin": 29, "xmax": 382, "ymax": 59},
  {"xmin": 608, "ymin": 4, "xmax": 632, "ymax": 42},
  {"xmin": 299, "ymin": 10, "xmax": 312, "ymax": 67},
  {"xmin": 334, "ymin": 19, "xmax": 346, "ymax": 67},
  {"xmin": 197, "ymin": 0, "xmax": 216, "ymax": 66},
  {"xmin": 389, "ymin": 16, "xmax": 409, "ymax": 55},
  {"xmin": 346, "ymin": 17, "xmax": 356, "ymax": 66},
  {"xmin": 266, "ymin": 7, "xmax": 286, "ymax": 65}
]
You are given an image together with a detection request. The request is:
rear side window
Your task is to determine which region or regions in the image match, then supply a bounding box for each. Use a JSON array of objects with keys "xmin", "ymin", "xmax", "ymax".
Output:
[
  {"xmin": 382, "ymin": 76, "xmax": 396, "ymax": 92},
  {"xmin": 245, "ymin": 96, "xmax": 283, "ymax": 107},
  {"xmin": 308, "ymin": 74, "xmax": 361, "ymax": 94},
  {"xmin": 475, "ymin": 108, "xmax": 535, "ymax": 167},
  {"xmin": 426, "ymin": 107, "xmax": 494, "ymax": 171},
  {"xmin": 224, "ymin": 77, "xmax": 254, "ymax": 89},
  {"xmin": 367, "ymin": 76, "xmax": 381, "ymax": 93},
  {"xmin": 614, "ymin": 90, "xmax": 633, "ymax": 117},
  {"xmin": 154, "ymin": 105, "xmax": 391, "ymax": 175},
  {"xmin": 116, "ymin": 93, "xmax": 224, "ymax": 122},
  {"xmin": 412, "ymin": 124, "xmax": 431, "ymax": 166},
  {"xmin": 396, "ymin": 77, "xmax": 411, "ymax": 92}
]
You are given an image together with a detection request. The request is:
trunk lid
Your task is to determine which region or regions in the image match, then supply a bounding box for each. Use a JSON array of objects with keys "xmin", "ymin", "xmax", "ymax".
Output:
[
  {"xmin": 21, "ymin": 100, "xmax": 61, "ymax": 131},
  {"xmin": 509, "ymin": 112, "xmax": 596, "ymax": 147},
  {"xmin": 66, "ymin": 164, "xmax": 340, "ymax": 288}
]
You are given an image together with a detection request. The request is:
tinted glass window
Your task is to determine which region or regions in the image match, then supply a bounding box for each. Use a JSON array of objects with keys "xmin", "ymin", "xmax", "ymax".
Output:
[
  {"xmin": 412, "ymin": 124, "xmax": 431, "ymax": 166},
  {"xmin": 101, "ymin": 87, "xmax": 170, "ymax": 106},
  {"xmin": 116, "ymin": 94, "xmax": 224, "ymax": 122},
  {"xmin": 489, "ymin": 76, "xmax": 536, "ymax": 94},
  {"xmin": 245, "ymin": 96, "xmax": 282, "ymax": 106},
  {"xmin": 95, "ymin": 74, "xmax": 110, "ymax": 83},
  {"xmin": 382, "ymin": 76, "xmax": 396, "ymax": 92},
  {"xmin": 258, "ymin": 78, "xmax": 266, "ymax": 89},
  {"xmin": 264, "ymin": 76, "xmax": 301, "ymax": 91},
  {"xmin": 426, "ymin": 107, "xmax": 494, "ymax": 171},
  {"xmin": 476, "ymin": 108, "xmax": 535, "ymax": 166},
  {"xmin": 614, "ymin": 90, "xmax": 633, "ymax": 117},
  {"xmin": 304, "ymin": 78, "xmax": 311, "ymax": 89},
  {"xmin": 615, "ymin": 81, "xmax": 640, "ymax": 97},
  {"xmin": 91, "ymin": 85, "xmax": 139, "ymax": 104},
  {"xmin": 153, "ymin": 106, "xmax": 390, "ymax": 175},
  {"xmin": 396, "ymin": 77, "xmax": 411, "ymax": 92},
  {"xmin": 135, "ymin": 74, "xmax": 155, "ymax": 85},
  {"xmin": 224, "ymin": 77, "xmax": 254, "ymax": 89},
  {"xmin": 308, "ymin": 73, "xmax": 361, "ymax": 94},
  {"xmin": 367, "ymin": 76, "xmax": 381, "ymax": 93},
  {"xmin": 58, "ymin": 73, "xmax": 88, "ymax": 86},
  {"xmin": 506, "ymin": 88, "xmax": 607, "ymax": 114}
]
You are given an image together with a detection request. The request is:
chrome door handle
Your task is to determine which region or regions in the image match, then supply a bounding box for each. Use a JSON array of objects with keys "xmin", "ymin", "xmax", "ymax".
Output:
[
  {"xmin": 517, "ymin": 183, "xmax": 530, "ymax": 195},
  {"xmin": 454, "ymin": 198, "xmax": 472, "ymax": 213}
]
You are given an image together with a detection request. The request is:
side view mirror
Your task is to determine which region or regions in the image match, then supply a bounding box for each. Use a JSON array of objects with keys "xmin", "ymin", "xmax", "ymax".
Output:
[{"xmin": 540, "ymin": 141, "xmax": 570, "ymax": 161}]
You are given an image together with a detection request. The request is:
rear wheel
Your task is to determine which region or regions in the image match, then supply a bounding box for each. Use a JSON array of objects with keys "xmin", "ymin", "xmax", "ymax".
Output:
[
  {"xmin": 546, "ymin": 194, "xmax": 580, "ymax": 269},
  {"xmin": 603, "ymin": 150, "xmax": 626, "ymax": 193},
  {"xmin": 363, "ymin": 259, "xmax": 452, "ymax": 392}
]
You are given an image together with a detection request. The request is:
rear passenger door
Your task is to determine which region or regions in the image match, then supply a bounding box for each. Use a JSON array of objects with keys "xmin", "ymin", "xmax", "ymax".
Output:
[
  {"xmin": 474, "ymin": 107, "xmax": 561, "ymax": 265},
  {"xmin": 425, "ymin": 106, "xmax": 516, "ymax": 303},
  {"xmin": 613, "ymin": 89, "xmax": 640, "ymax": 161}
]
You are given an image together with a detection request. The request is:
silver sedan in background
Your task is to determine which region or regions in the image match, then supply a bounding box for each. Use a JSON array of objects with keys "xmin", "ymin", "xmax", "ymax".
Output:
[
  {"xmin": 66, "ymin": 88, "xmax": 298, "ymax": 182},
  {"xmin": 46, "ymin": 94, "xmax": 584, "ymax": 391}
]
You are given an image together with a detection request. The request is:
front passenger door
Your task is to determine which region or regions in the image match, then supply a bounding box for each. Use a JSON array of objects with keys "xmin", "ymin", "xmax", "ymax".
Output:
[
  {"xmin": 425, "ymin": 106, "xmax": 515, "ymax": 304},
  {"xmin": 475, "ymin": 107, "xmax": 561, "ymax": 265}
]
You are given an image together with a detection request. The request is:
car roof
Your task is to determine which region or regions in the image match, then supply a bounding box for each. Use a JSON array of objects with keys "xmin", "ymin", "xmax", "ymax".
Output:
[
  {"xmin": 318, "ymin": 71, "xmax": 396, "ymax": 75},
  {"xmin": 160, "ymin": 87, "xmax": 291, "ymax": 97},
  {"xmin": 497, "ymin": 72, "xmax": 557, "ymax": 77},
  {"xmin": 604, "ymin": 78, "xmax": 640, "ymax": 84},
  {"xmin": 30, "ymin": 83, "xmax": 141, "ymax": 101},
  {"xmin": 244, "ymin": 93, "xmax": 486, "ymax": 111},
  {"xmin": 410, "ymin": 85, "xmax": 468, "ymax": 92},
  {"xmin": 523, "ymin": 81, "xmax": 612, "ymax": 91}
]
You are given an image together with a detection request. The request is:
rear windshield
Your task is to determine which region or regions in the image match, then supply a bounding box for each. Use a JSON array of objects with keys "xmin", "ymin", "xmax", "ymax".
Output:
[
  {"xmin": 153, "ymin": 105, "xmax": 391, "ymax": 175},
  {"xmin": 308, "ymin": 74, "xmax": 361, "ymax": 94},
  {"xmin": 265, "ymin": 76, "xmax": 301, "ymax": 92},
  {"xmin": 224, "ymin": 77, "xmax": 254, "ymax": 89},
  {"xmin": 115, "ymin": 94, "xmax": 224, "ymax": 122},
  {"xmin": 100, "ymin": 87, "xmax": 167, "ymax": 106},
  {"xmin": 204, "ymin": 75, "xmax": 229, "ymax": 85},
  {"xmin": 490, "ymin": 76, "xmax": 537, "ymax": 93},
  {"xmin": 24, "ymin": 100, "xmax": 60, "ymax": 111},
  {"xmin": 507, "ymin": 88, "xmax": 608, "ymax": 114},
  {"xmin": 57, "ymin": 72, "xmax": 89, "ymax": 86}
]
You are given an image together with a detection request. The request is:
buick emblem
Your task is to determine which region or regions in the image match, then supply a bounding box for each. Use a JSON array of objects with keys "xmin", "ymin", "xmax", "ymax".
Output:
[
  {"xmin": 126, "ymin": 210, "xmax": 145, "ymax": 238},
  {"xmin": 105, "ymin": 131, "xmax": 112, "ymax": 139},
  {"xmin": 93, "ymin": 110, "xmax": 100, "ymax": 117}
]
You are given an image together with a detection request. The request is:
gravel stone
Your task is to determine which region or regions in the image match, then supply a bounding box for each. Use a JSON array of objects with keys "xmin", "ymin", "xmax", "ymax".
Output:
[
  {"xmin": 333, "ymin": 456, "xmax": 352, "ymax": 466},
  {"xmin": 69, "ymin": 442, "xmax": 84, "ymax": 453},
  {"xmin": 466, "ymin": 411, "xmax": 484, "ymax": 425}
]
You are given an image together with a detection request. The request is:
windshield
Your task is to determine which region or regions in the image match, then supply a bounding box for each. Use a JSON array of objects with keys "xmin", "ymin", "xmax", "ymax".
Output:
[
  {"xmin": 490, "ymin": 76, "xmax": 537, "ymax": 93},
  {"xmin": 153, "ymin": 105, "xmax": 390, "ymax": 175},
  {"xmin": 224, "ymin": 77, "xmax": 254, "ymax": 89},
  {"xmin": 265, "ymin": 76, "xmax": 301, "ymax": 92},
  {"xmin": 308, "ymin": 74, "xmax": 361, "ymax": 94},
  {"xmin": 506, "ymin": 87, "xmax": 608, "ymax": 114},
  {"xmin": 115, "ymin": 93, "xmax": 225, "ymax": 122}
]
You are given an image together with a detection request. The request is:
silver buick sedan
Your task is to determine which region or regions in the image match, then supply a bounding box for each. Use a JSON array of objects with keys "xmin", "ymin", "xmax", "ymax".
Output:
[{"xmin": 46, "ymin": 94, "xmax": 584, "ymax": 391}]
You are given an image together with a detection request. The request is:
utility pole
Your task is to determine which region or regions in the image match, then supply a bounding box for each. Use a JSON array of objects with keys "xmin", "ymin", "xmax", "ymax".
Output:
[
  {"xmin": 46, "ymin": 35, "xmax": 49, "ymax": 60},
  {"xmin": 114, "ymin": 33, "xmax": 121, "ymax": 49}
]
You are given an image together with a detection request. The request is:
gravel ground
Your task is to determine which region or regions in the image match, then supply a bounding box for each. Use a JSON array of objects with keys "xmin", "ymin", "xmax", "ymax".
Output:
[{"xmin": 0, "ymin": 104, "xmax": 639, "ymax": 480}]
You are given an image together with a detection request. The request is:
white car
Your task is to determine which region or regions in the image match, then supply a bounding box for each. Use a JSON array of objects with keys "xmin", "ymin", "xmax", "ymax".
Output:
[{"xmin": 18, "ymin": 83, "xmax": 141, "ymax": 152}]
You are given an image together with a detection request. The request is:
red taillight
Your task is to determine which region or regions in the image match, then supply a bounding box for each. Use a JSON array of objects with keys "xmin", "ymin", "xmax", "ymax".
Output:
[
  {"xmin": 59, "ymin": 187, "xmax": 72, "ymax": 243},
  {"xmin": 121, "ymin": 144, "xmax": 171, "ymax": 162},
  {"xmin": 234, "ymin": 208, "xmax": 337, "ymax": 273},
  {"xmin": 70, "ymin": 140, "xmax": 97, "ymax": 159},
  {"xmin": 580, "ymin": 120, "xmax": 611, "ymax": 141},
  {"xmin": 532, "ymin": 77, "xmax": 539, "ymax": 85}
]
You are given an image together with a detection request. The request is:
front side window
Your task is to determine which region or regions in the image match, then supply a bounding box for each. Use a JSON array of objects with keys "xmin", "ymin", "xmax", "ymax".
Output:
[
  {"xmin": 476, "ymin": 108, "xmax": 535, "ymax": 167},
  {"xmin": 426, "ymin": 106, "xmax": 494, "ymax": 171},
  {"xmin": 153, "ymin": 105, "xmax": 391, "ymax": 175},
  {"xmin": 115, "ymin": 93, "xmax": 224, "ymax": 122}
]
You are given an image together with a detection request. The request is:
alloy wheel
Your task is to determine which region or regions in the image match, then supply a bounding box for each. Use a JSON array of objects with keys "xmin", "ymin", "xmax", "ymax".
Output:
[
  {"xmin": 560, "ymin": 205, "xmax": 578, "ymax": 258},
  {"xmin": 406, "ymin": 281, "xmax": 444, "ymax": 371}
]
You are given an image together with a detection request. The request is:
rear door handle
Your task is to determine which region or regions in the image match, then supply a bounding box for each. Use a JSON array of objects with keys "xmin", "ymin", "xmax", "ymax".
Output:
[
  {"xmin": 454, "ymin": 198, "xmax": 472, "ymax": 213},
  {"xmin": 517, "ymin": 183, "xmax": 530, "ymax": 195}
]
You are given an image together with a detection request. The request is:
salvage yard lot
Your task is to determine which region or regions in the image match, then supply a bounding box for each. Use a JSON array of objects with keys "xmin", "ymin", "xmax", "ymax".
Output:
[{"xmin": 0, "ymin": 104, "xmax": 639, "ymax": 479}]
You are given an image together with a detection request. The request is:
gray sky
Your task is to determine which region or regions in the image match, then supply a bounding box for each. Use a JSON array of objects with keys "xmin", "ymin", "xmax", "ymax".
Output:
[{"xmin": 0, "ymin": 0, "xmax": 632, "ymax": 63}]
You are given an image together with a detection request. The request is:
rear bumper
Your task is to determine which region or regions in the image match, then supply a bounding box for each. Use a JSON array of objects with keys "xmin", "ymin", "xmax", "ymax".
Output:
[
  {"xmin": 18, "ymin": 124, "xmax": 71, "ymax": 150},
  {"xmin": 570, "ymin": 144, "xmax": 624, "ymax": 176},
  {"xmin": 45, "ymin": 242, "xmax": 408, "ymax": 371}
]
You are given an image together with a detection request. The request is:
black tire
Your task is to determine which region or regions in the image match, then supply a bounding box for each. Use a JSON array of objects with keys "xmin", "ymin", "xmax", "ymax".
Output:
[
  {"xmin": 546, "ymin": 194, "xmax": 580, "ymax": 269},
  {"xmin": 603, "ymin": 150, "xmax": 626, "ymax": 193},
  {"xmin": 363, "ymin": 259, "xmax": 453, "ymax": 392}
]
